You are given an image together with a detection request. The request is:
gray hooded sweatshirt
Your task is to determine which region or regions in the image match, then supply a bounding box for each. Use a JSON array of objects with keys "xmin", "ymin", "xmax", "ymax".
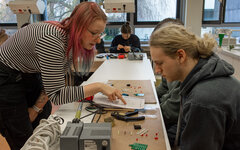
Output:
[
  {"xmin": 179, "ymin": 53, "xmax": 240, "ymax": 150},
  {"xmin": 156, "ymin": 77, "xmax": 181, "ymax": 128}
]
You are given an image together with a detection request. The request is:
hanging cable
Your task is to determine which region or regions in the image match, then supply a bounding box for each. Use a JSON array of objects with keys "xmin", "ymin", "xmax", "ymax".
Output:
[{"xmin": 21, "ymin": 115, "xmax": 63, "ymax": 150}]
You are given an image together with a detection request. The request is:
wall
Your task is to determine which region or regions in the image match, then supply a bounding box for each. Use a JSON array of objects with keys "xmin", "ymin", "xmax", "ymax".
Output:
[{"xmin": 185, "ymin": 0, "xmax": 203, "ymax": 36}]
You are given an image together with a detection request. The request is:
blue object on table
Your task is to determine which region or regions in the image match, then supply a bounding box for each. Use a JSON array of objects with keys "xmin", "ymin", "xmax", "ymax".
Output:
[
  {"xmin": 122, "ymin": 93, "xmax": 129, "ymax": 96},
  {"xmin": 134, "ymin": 93, "xmax": 144, "ymax": 96}
]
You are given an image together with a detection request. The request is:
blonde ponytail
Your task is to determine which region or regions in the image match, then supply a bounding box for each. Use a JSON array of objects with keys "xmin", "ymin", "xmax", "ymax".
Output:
[
  {"xmin": 150, "ymin": 24, "xmax": 217, "ymax": 59},
  {"xmin": 197, "ymin": 34, "xmax": 217, "ymax": 58}
]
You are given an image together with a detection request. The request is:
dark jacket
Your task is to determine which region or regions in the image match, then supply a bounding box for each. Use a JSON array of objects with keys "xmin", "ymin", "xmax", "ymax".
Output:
[
  {"xmin": 156, "ymin": 77, "xmax": 181, "ymax": 128},
  {"xmin": 179, "ymin": 53, "xmax": 240, "ymax": 150},
  {"xmin": 109, "ymin": 34, "xmax": 141, "ymax": 53}
]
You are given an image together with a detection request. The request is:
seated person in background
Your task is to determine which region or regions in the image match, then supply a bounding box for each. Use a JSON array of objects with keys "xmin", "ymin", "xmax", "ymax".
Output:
[
  {"xmin": 0, "ymin": 28, "xmax": 8, "ymax": 45},
  {"xmin": 110, "ymin": 22, "xmax": 141, "ymax": 53},
  {"xmin": 96, "ymin": 39, "xmax": 106, "ymax": 53},
  {"xmin": 153, "ymin": 18, "xmax": 184, "ymax": 146}
]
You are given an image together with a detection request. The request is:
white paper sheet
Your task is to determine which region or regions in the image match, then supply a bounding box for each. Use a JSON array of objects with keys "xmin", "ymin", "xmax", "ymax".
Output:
[{"xmin": 93, "ymin": 93, "xmax": 145, "ymax": 109}]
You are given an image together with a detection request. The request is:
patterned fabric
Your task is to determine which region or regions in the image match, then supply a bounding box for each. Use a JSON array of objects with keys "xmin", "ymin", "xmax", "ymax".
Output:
[{"xmin": 0, "ymin": 23, "xmax": 84, "ymax": 105}]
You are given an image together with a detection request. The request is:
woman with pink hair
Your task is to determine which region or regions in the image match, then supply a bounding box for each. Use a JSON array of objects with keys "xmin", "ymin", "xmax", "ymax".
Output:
[{"xmin": 0, "ymin": 2, "xmax": 125, "ymax": 150}]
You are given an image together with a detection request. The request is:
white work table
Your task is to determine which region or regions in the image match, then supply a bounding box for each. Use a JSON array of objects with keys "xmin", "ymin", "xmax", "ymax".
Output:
[
  {"xmin": 55, "ymin": 54, "xmax": 170, "ymax": 150},
  {"xmin": 86, "ymin": 55, "xmax": 156, "ymax": 84}
]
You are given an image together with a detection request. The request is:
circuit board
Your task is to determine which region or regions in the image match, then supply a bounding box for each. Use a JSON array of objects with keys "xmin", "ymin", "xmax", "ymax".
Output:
[{"xmin": 108, "ymin": 80, "xmax": 157, "ymax": 104}]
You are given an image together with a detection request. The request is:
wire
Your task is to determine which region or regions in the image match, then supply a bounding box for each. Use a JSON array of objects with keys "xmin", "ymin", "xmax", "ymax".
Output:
[
  {"xmin": 71, "ymin": 101, "xmax": 104, "ymax": 123},
  {"xmin": 21, "ymin": 115, "xmax": 62, "ymax": 150},
  {"xmin": 83, "ymin": 101, "xmax": 108, "ymax": 123},
  {"xmin": 80, "ymin": 111, "xmax": 96, "ymax": 120},
  {"xmin": 96, "ymin": 113, "xmax": 102, "ymax": 123}
]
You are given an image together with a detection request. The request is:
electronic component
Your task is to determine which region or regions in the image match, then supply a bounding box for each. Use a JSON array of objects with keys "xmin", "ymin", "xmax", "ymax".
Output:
[
  {"xmin": 129, "ymin": 143, "xmax": 148, "ymax": 150},
  {"xmin": 60, "ymin": 122, "xmax": 84, "ymax": 150},
  {"xmin": 109, "ymin": 54, "xmax": 118, "ymax": 59},
  {"xmin": 111, "ymin": 111, "xmax": 145, "ymax": 122},
  {"xmin": 104, "ymin": 0, "xmax": 135, "ymax": 13},
  {"xmin": 60, "ymin": 122, "xmax": 111, "ymax": 150},
  {"xmin": 134, "ymin": 93, "xmax": 144, "ymax": 97},
  {"xmin": 122, "ymin": 93, "xmax": 129, "ymax": 96},
  {"xmin": 128, "ymin": 53, "xmax": 143, "ymax": 60},
  {"xmin": 134, "ymin": 124, "xmax": 142, "ymax": 129},
  {"xmin": 79, "ymin": 123, "xmax": 112, "ymax": 150},
  {"xmin": 7, "ymin": 0, "xmax": 45, "ymax": 14},
  {"xmin": 96, "ymin": 55, "xmax": 104, "ymax": 58}
]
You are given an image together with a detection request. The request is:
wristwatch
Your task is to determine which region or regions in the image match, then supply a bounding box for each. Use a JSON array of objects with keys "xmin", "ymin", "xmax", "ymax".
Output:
[{"xmin": 32, "ymin": 105, "xmax": 43, "ymax": 114}]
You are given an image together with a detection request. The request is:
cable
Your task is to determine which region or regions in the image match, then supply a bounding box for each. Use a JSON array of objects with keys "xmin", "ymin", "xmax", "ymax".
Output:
[
  {"xmin": 21, "ymin": 115, "xmax": 62, "ymax": 150},
  {"xmin": 80, "ymin": 111, "xmax": 96, "ymax": 120},
  {"xmin": 83, "ymin": 101, "xmax": 107, "ymax": 123},
  {"xmin": 96, "ymin": 113, "xmax": 102, "ymax": 123}
]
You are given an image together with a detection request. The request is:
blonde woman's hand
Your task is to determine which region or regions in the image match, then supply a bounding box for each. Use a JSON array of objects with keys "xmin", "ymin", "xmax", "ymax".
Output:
[{"xmin": 100, "ymin": 84, "xmax": 127, "ymax": 104}]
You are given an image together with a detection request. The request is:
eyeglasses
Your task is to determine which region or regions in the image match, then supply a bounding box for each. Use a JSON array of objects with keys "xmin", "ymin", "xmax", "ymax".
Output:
[{"xmin": 87, "ymin": 29, "xmax": 106, "ymax": 39}]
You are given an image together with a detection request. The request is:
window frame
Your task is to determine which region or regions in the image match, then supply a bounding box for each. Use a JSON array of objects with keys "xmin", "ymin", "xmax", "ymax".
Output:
[
  {"xmin": 202, "ymin": 0, "xmax": 240, "ymax": 26},
  {"xmin": 202, "ymin": 0, "xmax": 223, "ymax": 24},
  {"xmin": 0, "ymin": 23, "xmax": 17, "ymax": 27}
]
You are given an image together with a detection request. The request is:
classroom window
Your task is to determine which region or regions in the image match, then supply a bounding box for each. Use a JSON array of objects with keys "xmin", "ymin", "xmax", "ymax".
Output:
[
  {"xmin": 202, "ymin": 0, "xmax": 240, "ymax": 45},
  {"xmin": 103, "ymin": 27, "xmax": 120, "ymax": 42},
  {"xmin": 202, "ymin": 0, "xmax": 240, "ymax": 24},
  {"xmin": 46, "ymin": 0, "xmax": 80, "ymax": 21},
  {"xmin": 225, "ymin": 0, "xmax": 240, "ymax": 23},
  {"xmin": 135, "ymin": 0, "xmax": 178, "ymax": 24},
  {"xmin": 201, "ymin": 27, "xmax": 240, "ymax": 45},
  {"xmin": 0, "ymin": 0, "xmax": 17, "ymax": 23},
  {"xmin": 104, "ymin": 13, "xmax": 127, "ymax": 22},
  {"xmin": 203, "ymin": 0, "xmax": 220, "ymax": 21},
  {"xmin": 135, "ymin": 28, "xmax": 154, "ymax": 41}
]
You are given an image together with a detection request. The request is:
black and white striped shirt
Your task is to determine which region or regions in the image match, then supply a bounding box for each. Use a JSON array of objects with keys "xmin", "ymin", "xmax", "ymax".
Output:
[{"xmin": 0, "ymin": 23, "xmax": 84, "ymax": 105}]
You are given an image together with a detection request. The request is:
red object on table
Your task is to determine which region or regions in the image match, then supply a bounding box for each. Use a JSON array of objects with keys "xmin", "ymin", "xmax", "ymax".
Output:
[
  {"xmin": 78, "ymin": 96, "xmax": 94, "ymax": 102},
  {"xmin": 118, "ymin": 53, "xmax": 125, "ymax": 59}
]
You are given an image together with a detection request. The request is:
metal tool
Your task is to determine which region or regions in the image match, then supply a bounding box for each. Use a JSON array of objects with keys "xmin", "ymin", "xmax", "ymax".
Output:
[{"xmin": 111, "ymin": 110, "xmax": 145, "ymax": 122}]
